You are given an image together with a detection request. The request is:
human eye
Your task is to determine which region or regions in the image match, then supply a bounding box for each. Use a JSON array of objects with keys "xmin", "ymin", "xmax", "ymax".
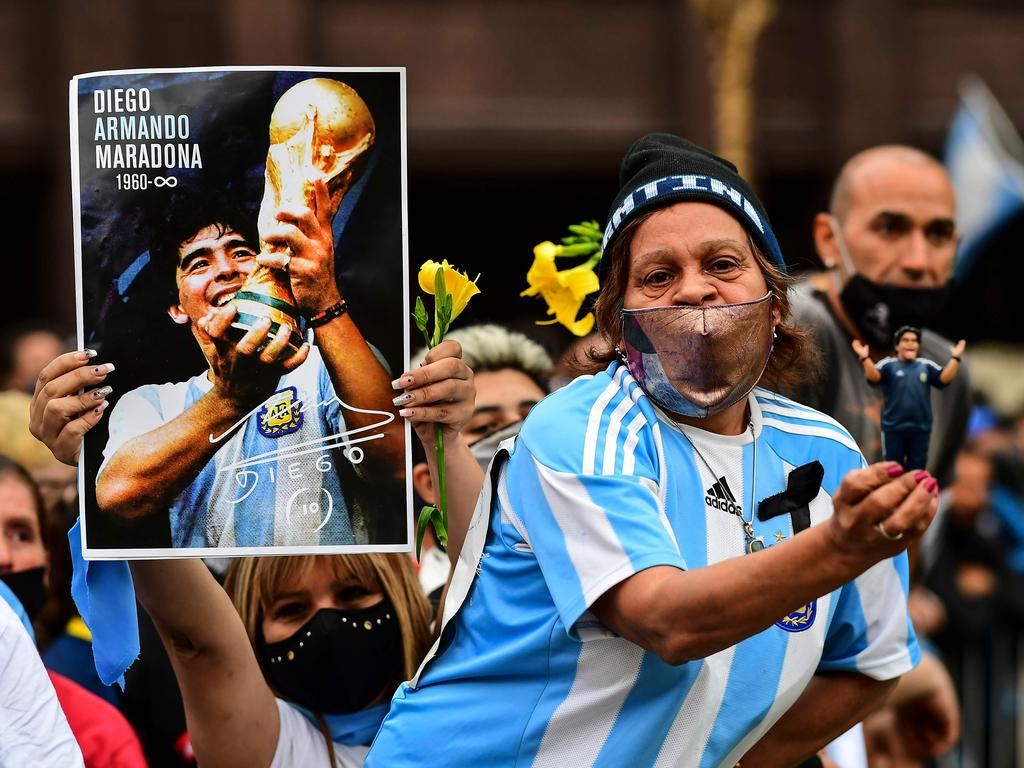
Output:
[
  {"xmin": 464, "ymin": 416, "xmax": 499, "ymax": 439},
  {"xmin": 338, "ymin": 585, "xmax": 373, "ymax": 602},
  {"xmin": 642, "ymin": 270, "xmax": 673, "ymax": 288},
  {"xmin": 707, "ymin": 254, "xmax": 741, "ymax": 274},
  {"xmin": 185, "ymin": 257, "xmax": 209, "ymax": 274},
  {"xmin": 232, "ymin": 246, "xmax": 257, "ymax": 261},
  {"xmin": 872, "ymin": 214, "xmax": 910, "ymax": 239},
  {"xmin": 924, "ymin": 221, "xmax": 955, "ymax": 246},
  {"xmin": 270, "ymin": 600, "xmax": 308, "ymax": 620}
]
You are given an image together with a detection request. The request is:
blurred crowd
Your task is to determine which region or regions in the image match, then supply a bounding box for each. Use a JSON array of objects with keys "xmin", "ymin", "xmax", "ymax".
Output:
[{"xmin": 2, "ymin": 139, "xmax": 1024, "ymax": 768}]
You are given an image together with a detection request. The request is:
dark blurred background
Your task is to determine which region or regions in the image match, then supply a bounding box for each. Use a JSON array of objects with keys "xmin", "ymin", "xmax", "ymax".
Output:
[{"xmin": 5, "ymin": 0, "xmax": 1022, "ymax": 360}]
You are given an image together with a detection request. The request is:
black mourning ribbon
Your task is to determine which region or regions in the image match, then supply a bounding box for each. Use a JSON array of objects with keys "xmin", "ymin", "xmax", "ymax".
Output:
[{"xmin": 756, "ymin": 461, "xmax": 824, "ymax": 533}]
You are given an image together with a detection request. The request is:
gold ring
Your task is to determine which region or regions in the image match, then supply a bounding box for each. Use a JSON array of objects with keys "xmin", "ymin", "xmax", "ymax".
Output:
[{"xmin": 876, "ymin": 520, "xmax": 903, "ymax": 541}]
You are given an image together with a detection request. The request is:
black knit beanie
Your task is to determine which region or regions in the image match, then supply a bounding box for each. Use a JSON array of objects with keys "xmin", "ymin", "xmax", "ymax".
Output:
[{"xmin": 601, "ymin": 133, "xmax": 786, "ymax": 272}]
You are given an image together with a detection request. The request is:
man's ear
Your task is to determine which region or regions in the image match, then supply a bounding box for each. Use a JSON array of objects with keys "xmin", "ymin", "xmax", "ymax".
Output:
[
  {"xmin": 167, "ymin": 303, "xmax": 190, "ymax": 325},
  {"xmin": 812, "ymin": 212, "xmax": 842, "ymax": 272},
  {"xmin": 411, "ymin": 462, "xmax": 435, "ymax": 506}
]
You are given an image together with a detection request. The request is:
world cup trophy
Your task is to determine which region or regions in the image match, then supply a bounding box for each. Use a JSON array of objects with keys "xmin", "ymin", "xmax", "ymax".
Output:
[{"xmin": 231, "ymin": 78, "xmax": 376, "ymax": 351}]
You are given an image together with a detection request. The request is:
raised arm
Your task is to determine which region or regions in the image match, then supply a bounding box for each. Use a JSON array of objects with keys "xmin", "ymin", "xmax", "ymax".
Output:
[
  {"xmin": 31, "ymin": 351, "xmax": 281, "ymax": 768},
  {"xmin": 259, "ymin": 179, "xmax": 405, "ymax": 485},
  {"xmin": 939, "ymin": 339, "xmax": 966, "ymax": 385},
  {"xmin": 852, "ymin": 338, "xmax": 882, "ymax": 383},
  {"xmin": 95, "ymin": 309, "xmax": 309, "ymax": 520},
  {"xmin": 130, "ymin": 559, "xmax": 280, "ymax": 768},
  {"xmin": 592, "ymin": 463, "xmax": 937, "ymax": 664}
]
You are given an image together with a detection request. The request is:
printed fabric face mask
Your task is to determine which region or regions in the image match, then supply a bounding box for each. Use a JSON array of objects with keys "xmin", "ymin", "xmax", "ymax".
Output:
[
  {"xmin": 828, "ymin": 217, "xmax": 951, "ymax": 349},
  {"xmin": 257, "ymin": 600, "xmax": 402, "ymax": 714},
  {"xmin": 620, "ymin": 292, "xmax": 774, "ymax": 419}
]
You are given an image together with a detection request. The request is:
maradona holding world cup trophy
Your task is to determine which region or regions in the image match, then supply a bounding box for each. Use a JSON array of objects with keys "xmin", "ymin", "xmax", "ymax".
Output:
[{"xmin": 70, "ymin": 68, "xmax": 410, "ymax": 558}]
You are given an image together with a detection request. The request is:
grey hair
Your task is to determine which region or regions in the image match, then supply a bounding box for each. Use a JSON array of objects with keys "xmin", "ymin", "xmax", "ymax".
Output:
[{"xmin": 411, "ymin": 324, "xmax": 553, "ymax": 393}]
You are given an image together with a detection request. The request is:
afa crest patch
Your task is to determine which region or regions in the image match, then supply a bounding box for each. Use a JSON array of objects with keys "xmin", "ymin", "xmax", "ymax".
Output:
[
  {"xmin": 775, "ymin": 601, "xmax": 816, "ymax": 633},
  {"xmin": 258, "ymin": 386, "xmax": 304, "ymax": 438}
]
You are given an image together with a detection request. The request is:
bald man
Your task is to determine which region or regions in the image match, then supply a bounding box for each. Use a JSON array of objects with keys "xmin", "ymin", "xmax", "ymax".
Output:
[
  {"xmin": 791, "ymin": 145, "xmax": 970, "ymax": 486},
  {"xmin": 792, "ymin": 145, "xmax": 967, "ymax": 767}
]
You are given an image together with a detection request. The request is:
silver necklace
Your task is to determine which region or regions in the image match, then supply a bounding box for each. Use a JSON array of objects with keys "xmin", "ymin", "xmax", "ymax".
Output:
[{"xmin": 681, "ymin": 419, "xmax": 764, "ymax": 554}]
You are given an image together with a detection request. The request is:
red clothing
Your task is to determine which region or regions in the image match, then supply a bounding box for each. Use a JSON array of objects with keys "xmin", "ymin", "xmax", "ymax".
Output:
[{"xmin": 48, "ymin": 671, "xmax": 147, "ymax": 768}]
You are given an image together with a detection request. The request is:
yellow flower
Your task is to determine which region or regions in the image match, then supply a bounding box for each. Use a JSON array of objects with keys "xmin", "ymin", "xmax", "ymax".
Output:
[
  {"xmin": 418, "ymin": 259, "xmax": 481, "ymax": 322},
  {"xmin": 532, "ymin": 241, "xmax": 563, "ymax": 260},
  {"xmin": 521, "ymin": 247, "xmax": 599, "ymax": 337}
]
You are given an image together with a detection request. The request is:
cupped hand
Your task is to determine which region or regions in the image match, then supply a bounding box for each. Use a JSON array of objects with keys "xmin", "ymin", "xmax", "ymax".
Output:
[
  {"xmin": 851, "ymin": 338, "xmax": 870, "ymax": 359},
  {"xmin": 30, "ymin": 351, "xmax": 114, "ymax": 465},
  {"xmin": 198, "ymin": 304, "xmax": 309, "ymax": 406},
  {"xmin": 827, "ymin": 463, "xmax": 939, "ymax": 562},
  {"xmin": 950, "ymin": 339, "xmax": 967, "ymax": 358},
  {"xmin": 391, "ymin": 339, "xmax": 475, "ymax": 447}
]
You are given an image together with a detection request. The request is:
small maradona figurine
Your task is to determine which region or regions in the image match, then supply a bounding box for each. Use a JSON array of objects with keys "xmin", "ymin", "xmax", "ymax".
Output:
[{"xmin": 852, "ymin": 325, "xmax": 966, "ymax": 470}]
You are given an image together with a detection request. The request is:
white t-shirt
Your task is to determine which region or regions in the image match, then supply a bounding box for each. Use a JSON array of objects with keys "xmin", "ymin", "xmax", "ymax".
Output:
[
  {"xmin": 0, "ymin": 599, "xmax": 84, "ymax": 767},
  {"xmin": 271, "ymin": 699, "xmax": 368, "ymax": 768}
]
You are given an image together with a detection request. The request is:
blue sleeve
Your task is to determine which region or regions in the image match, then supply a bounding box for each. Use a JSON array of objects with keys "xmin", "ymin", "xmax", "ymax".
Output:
[
  {"xmin": 819, "ymin": 554, "xmax": 920, "ymax": 680},
  {"xmin": 925, "ymin": 359, "xmax": 946, "ymax": 389}
]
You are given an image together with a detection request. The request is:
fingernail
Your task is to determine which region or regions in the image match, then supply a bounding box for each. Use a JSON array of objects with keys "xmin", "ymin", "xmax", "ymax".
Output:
[
  {"xmin": 913, "ymin": 470, "xmax": 928, "ymax": 482},
  {"xmin": 887, "ymin": 464, "xmax": 904, "ymax": 477},
  {"xmin": 94, "ymin": 400, "xmax": 109, "ymax": 414},
  {"xmin": 392, "ymin": 393, "xmax": 413, "ymax": 406},
  {"xmin": 398, "ymin": 408, "xmax": 413, "ymax": 418},
  {"xmin": 76, "ymin": 349, "xmax": 98, "ymax": 361},
  {"xmin": 92, "ymin": 386, "xmax": 113, "ymax": 400},
  {"xmin": 93, "ymin": 363, "xmax": 115, "ymax": 375},
  {"xmin": 925, "ymin": 478, "xmax": 938, "ymax": 493},
  {"xmin": 391, "ymin": 375, "xmax": 414, "ymax": 390}
]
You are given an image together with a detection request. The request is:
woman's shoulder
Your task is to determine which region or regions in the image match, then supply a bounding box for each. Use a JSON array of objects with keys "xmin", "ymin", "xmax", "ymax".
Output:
[
  {"xmin": 271, "ymin": 700, "xmax": 369, "ymax": 768},
  {"xmin": 518, "ymin": 364, "xmax": 656, "ymax": 472},
  {"xmin": 753, "ymin": 388, "xmax": 862, "ymax": 461}
]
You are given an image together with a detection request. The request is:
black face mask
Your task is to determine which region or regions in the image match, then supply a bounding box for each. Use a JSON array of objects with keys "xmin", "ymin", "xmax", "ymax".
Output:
[
  {"xmin": 257, "ymin": 600, "xmax": 402, "ymax": 714},
  {"xmin": 840, "ymin": 275, "xmax": 951, "ymax": 350},
  {"xmin": 0, "ymin": 566, "xmax": 47, "ymax": 619}
]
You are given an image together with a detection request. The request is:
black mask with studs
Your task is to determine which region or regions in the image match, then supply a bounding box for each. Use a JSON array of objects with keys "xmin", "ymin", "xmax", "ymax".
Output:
[{"xmin": 257, "ymin": 600, "xmax": 402, "ymax": 714}]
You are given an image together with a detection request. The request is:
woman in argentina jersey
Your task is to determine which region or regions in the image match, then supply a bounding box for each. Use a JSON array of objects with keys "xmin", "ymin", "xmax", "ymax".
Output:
[{"xmin": 367, "ymin": 135, "xmax": 939, "ymax": 768}]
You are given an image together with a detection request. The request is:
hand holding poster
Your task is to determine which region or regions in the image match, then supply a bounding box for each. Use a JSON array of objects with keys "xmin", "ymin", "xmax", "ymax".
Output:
[{"xmin": 71, "ymin": 68, "xmax": 410, "ymax": 559}]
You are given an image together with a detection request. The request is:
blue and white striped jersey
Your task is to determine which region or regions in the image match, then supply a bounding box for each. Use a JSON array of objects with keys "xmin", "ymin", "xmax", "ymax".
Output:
[
  {"xmin": 368, "ymin": 361, "xmax": 918, "ymax": 768},
  {"xmin": 100, "ymin": 346, "xmax": 355, "ymax": 548}
]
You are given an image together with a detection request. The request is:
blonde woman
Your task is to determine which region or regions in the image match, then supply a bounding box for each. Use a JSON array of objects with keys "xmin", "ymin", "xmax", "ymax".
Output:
[{"xmin": 31, "ymin": 340, "xmax": 482, "ymax": 767}]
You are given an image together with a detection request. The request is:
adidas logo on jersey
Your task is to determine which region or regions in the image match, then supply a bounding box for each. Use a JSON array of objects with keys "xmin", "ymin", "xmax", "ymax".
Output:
[{"xmin": 705, "ymin": 476, "xmax": 742, "ymax": 515}]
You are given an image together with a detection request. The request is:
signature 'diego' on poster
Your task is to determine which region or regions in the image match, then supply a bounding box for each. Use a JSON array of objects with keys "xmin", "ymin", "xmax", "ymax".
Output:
[{"xmin": 71, "ymin": 67, "xmax": 411, "ymax": 559}]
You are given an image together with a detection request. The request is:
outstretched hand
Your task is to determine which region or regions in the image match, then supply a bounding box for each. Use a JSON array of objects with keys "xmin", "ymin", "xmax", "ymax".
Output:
[
  {"xmin": 827, "ymin": 462, "xmax": 939, "ymax": 562},
  {"xmin": 30, "ymin": 351, "xmax": 114, "ymax": 465},
  {"xmin": 851, "ymin": 338, "xmax": 870, "ymax": 360},
  {"xmin": 391, "ymin": 339, "xmax": 475, "ymax": 448},
  {"xmin": 950, "ymin": 339, "xmax": 966, "ymax": 358}
]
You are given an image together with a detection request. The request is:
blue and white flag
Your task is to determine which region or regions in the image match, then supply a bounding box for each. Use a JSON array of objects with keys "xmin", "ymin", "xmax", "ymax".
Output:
[{"xmin": 945, "ymin": 75, "xmax": 1024, "ymax": 281}]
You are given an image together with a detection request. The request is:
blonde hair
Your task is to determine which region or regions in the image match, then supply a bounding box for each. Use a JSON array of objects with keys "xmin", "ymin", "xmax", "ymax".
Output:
[{"xmin": 225, "ymin": 554, "xmax": 432, "ymax": 687}]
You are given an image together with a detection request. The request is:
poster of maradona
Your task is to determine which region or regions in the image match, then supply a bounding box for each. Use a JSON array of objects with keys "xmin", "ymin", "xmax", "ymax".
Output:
[{"xmin": 70, "ymin": 67, "xmax": 411, "ymax": 559}]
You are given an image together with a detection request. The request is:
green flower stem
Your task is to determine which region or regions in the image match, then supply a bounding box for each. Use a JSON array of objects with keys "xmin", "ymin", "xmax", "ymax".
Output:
[{"xmin": 434, "ymin": 422, "xmax": 447, "ymax": 548}]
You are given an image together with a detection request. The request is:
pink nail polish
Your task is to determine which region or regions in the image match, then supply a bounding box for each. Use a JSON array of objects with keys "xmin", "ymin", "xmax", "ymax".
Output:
[
  {"xmin": 887, "ymin": 465, "xmax": 904, "ymax": 477},
  {"xmin": 925, "ymin": 478, "xmax": 938, "ymax": 493},
  {"xmin": 913, "ymin": 470, "xmax": 928, "ymax": 482}
]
